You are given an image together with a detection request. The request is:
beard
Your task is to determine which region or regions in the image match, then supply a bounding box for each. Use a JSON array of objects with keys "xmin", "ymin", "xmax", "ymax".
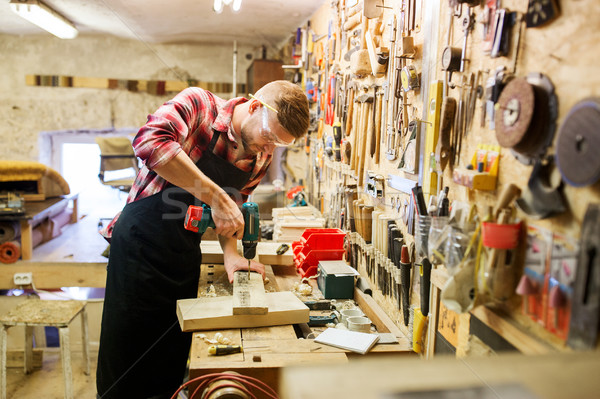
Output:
[{"xmin": 240, "ymin": 125, "xmax": 261, "ymax": 155}]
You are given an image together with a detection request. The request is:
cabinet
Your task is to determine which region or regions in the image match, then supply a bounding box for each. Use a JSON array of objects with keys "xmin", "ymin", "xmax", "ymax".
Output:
[{"xmin": 246, "ymin": 60, "xmax": 284, "ymax": 94}]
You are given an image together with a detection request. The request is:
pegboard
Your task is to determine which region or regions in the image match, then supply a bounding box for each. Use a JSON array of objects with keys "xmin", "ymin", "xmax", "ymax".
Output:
[{"xmin": 292, "ymin": 0, "xmax": 600, "ymax": 350}]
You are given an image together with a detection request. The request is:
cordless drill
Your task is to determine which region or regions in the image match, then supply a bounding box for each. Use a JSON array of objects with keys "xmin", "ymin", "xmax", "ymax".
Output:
[
  {"xmin": 241, "ymin": 202, "xmax": 260, "ymax": 277},
  {"xmin": 184, "ymin": 204, "xmax": 215, "ymax": 233},
  {"xmin": 184, "ymin": 202, "xmax": 260, "ymax": 276}
]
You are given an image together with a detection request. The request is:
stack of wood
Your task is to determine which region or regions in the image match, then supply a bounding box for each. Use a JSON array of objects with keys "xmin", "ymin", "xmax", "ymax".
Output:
[{"xmin": 272, "ymin": 206, "xmax": 325, "ymax": 242}]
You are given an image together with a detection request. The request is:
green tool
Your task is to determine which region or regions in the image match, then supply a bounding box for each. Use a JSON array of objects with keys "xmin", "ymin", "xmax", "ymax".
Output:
[{"xmin": 242, "ymin": 202, "xmax": 260, "ymax": 276}]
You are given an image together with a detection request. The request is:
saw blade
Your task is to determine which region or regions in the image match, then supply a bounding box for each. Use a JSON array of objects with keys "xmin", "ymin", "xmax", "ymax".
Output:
[{"xmin": 556, "ymin": 98, "xmax": 600, "ymax": 187}]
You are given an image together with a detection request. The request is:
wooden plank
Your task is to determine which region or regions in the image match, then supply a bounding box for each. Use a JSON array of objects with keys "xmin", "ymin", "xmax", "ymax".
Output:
[
  {"xmin": 241, "ymin": 325, "xmax": 297, "ymax": 341},
  {"xmin": 191, "ymin": 339, "xmax": 348, "ymax": 370},
  {"xmin": 281, "ymin": 351, "xmax": 600, "ymax": 399},
  {"xmin": 0, "ymin": 264, "xmax": 107, "ymax": 289},
  {"xmin": 354, "ymin": 288, "xmax": 406, "ymax": 341},
  {"xmin": 425, "ymin": 285, "xmax": 440, "ymax": 359},
  {"xmin": 164, "ymin": 80, "xmax": 188, "ymax": 92},
  {"xmin": 438, "ymin": 301, "xmax": 459, "ymax": 348},
  {"xmin": 177, "ymin": 291, "xmax": 309, "ymax": 332},
  {"xmin": 200, "ymin": 241, "xmax": 293, "ymax": 266},
  {"xmin": 72, "ymin": 76, "xmax": 109, "ymax": 89},
  {"xmin": 6, "ymin": 349, "xmax": 43, "ymax": 369},
  {"xmin": 0, "ymin": 300, "xmax": 85, "ymax": 327},
  {"xmin": 470, "ymin": 306, "xmax": 555, "ymax": 355},
  {"xmin": 19, "ymin": 220, "xmax": 33, "ymax": 260},
  {"xmin": 232, "ymin": 271, "xmax": 268, "ymax": 315}
]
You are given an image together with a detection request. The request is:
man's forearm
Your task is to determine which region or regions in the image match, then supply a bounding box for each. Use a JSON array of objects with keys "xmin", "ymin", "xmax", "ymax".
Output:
[{"xmin": 218, "ymin": 235, "xmax": 240, "ymax": 261}]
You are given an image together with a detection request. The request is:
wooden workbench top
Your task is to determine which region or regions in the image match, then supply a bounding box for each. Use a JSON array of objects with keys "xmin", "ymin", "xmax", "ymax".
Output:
[
  {"xmin": 0, "ymin": 299, "xmax": 85, "ymax": 327},
  {"xmin": 281, "ymin": 351, "xmax": 600, "ymax": 399},
  {"xmin": 188, "ymin": 261, "xmax": 414, "ymax": 393}
]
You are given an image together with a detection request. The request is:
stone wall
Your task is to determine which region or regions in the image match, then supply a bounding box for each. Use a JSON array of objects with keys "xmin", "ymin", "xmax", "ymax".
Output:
[{"xmin": 0, "ymin": 33, "xmax": 256, "ymax": 161}]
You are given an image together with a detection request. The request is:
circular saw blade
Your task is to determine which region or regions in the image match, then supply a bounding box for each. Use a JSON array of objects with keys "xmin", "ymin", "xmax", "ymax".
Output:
[
  {"xmin": 556, "ymin": 98, "xmax": 600, "ymax": 187},
  {"xmin": 495, "ymin": 78, "xmax": 536, "ymax": 149}
]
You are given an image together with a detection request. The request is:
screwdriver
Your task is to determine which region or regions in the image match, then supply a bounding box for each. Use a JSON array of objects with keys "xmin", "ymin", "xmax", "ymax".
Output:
[{"xmin": 208, "ymin": 345, "xmax": 243, "ymax": 356}]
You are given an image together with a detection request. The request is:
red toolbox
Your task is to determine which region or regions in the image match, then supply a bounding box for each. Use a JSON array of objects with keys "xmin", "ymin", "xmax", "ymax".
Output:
[{"xmin": 292, "ymin": 228, "xmax": 347, "ymax": 278}]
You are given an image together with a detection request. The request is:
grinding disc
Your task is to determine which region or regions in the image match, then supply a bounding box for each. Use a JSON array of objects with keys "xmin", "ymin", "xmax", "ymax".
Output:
[
  {"xmin": 513, "ymin": 84, "xmax": 549, "ymax": 154},
  {"xmin": 495, "ymin": 78, "xmax": 536, "ymax": 148},
  {"xmin": 556, "ymin": 98, "xmax": 600, "ymax": 187}
]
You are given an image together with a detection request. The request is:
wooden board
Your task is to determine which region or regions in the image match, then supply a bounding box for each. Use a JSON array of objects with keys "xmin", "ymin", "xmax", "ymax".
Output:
[
  {"xmin": 6, "ymin": 348, "xmax": 43, "ymax": 369},
  {"xmin": 281, "ymin": 351, "xmax": 600, "ymax": 399},
  {"xmin": 470, "ymin": 306, "xmax": 556, "ymax": 355},
  {"xmin": 354, "ymin": 288, "xmax": 406, "ymax": 341},
  {"xmin": 0, "ymin": 300, "xmax": 85, "ymax": 327},
  {"xmin": 199, "ymin": 241, "xmax": 293, "ymax": 266},
  {"xmin": 0, "ymin": 263, "xmax": 107, "ymax": 289},
  {"xmin": 232, "ymin": 271, "xmax": 268, "ymax": 315},
  {"xmin": 177, "ymin": 291, "xmax": 309, "ymax": 332},
  {"xmin": 26, "ymin": 74, "xmax": 246, "ymax": 95}
]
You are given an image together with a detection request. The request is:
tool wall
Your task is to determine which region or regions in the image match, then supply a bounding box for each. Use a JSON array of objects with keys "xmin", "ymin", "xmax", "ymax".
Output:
[{"xmin": 290, "ymin": 0, "xmax": 600, "ymax": 355}]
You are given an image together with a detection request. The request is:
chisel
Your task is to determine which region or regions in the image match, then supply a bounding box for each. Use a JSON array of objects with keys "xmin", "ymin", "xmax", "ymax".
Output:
[
  {"xmin": 400, "ymin": 244, "xmax": 412, "ymax": 326},
  {"xmin": 420, "ymin": 257, "xmax": 432, "ymax": 316}
]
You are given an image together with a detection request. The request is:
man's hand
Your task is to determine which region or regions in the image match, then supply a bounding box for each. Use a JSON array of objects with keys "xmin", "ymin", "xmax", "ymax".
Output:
[
  {"xmin": 224, "ymin": 255, "xmax": 266, "ymax": 283},
  {"xmin": 211, "ymin": 192, "xmax": 245, "ymax": 239}
]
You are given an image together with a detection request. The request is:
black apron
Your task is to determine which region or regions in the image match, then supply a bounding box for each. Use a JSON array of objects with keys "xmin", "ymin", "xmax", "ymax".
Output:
[{"xmin": 97, "ymin": 130, "xmax": 253, "ymax": 399}]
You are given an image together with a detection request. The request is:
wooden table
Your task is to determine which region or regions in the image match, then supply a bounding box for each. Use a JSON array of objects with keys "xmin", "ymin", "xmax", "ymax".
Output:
[
  {"xmin": 0, "ymin": 194, "xmax": 78, "ymax": 260},
  {"xmin": 0, "ymin": 299, "xmax": 89, "ymax": 399},
  {"xmin": 280, "ymin": 350, "xmax": 600, "ymax": 399},
  {"xmin": 188, "ymin": 263, "xmax": 414, "ymax": 395}
]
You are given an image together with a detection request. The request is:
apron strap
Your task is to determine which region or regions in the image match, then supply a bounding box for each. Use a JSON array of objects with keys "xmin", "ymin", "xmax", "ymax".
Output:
[{"xmin": 209, "ymin": 129, "xmax": 221, "ymax": 152}]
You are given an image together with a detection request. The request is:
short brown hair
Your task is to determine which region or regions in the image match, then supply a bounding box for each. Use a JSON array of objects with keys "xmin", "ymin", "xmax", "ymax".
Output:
[{"xmin": 255, "ymin": 80, "xmax": 309, "ymax": 139}]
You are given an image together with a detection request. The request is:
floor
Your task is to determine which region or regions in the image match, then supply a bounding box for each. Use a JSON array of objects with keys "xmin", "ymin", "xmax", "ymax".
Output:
[
  {"xmin": 5, "ymin": 345, "xmax": 191, "ymax": 399},
  {"xmin": 5, "ymin": 347, "xmax": 98, "ymax": 399}
]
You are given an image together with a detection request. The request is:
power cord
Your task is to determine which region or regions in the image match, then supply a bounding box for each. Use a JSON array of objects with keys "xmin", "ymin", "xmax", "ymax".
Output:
[{"xmin": 171, "ymin": 372, "xmax": 279, "ymax": 399}]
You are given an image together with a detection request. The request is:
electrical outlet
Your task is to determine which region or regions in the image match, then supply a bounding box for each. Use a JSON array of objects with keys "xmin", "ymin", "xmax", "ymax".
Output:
[{"xmin": 13, "ymin": 272, "xmax": 33, "ymax": 286}]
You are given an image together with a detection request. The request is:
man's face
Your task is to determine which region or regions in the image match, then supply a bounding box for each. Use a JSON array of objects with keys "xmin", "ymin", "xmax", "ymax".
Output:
[{"xmin": 240, "ymin": 103, "xmax": 295, "ymax": 155}]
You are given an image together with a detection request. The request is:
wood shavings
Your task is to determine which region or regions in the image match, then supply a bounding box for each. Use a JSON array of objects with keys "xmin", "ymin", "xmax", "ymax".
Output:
[
  {"xmin": 200, "ymin": 285, "xmax": 217, "ymax": 297},
  {"xmin": 292, "ymin": 281, "xmax": 313, "ymax": 296},
  {"xmin": 197, "ymin": 332, "xmax": 232, "ymax": 345},
  {"xmin": 331, "ymin": 299, "xmax": 357, "ymax": 310}
]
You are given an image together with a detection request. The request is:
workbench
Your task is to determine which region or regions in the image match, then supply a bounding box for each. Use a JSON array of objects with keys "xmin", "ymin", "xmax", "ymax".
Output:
[
  {"xmin": 280, "ymin": 351, "xmax": 600, "ymax": 399},
  {"xmin": 0, "ymin": 194, "xmax": 78, "ymax": 260},
  {"xmin": 188, "ymin": 262, "xmax": 415, "ymax": 394}
]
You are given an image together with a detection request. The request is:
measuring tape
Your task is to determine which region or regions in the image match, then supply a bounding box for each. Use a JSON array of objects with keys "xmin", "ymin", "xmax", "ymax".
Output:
[{"xmin": 401, "ymin": 65, "xmax": 420, "ymax": 92}]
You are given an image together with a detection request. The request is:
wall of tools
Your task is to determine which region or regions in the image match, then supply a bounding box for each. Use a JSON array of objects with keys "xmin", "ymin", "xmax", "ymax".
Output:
[{"xmin": 293, "ymin": 0, "xmax": 600, "ymax": 356}]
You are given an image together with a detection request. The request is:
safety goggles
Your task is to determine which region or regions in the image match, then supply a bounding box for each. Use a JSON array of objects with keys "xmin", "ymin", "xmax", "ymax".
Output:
[{"xmin": 249, "ymin": 93, "xmax": 294, "ymax": 147}]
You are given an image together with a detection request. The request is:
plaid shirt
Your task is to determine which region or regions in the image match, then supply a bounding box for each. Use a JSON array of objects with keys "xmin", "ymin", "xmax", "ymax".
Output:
[{"xmin": 101, "ymin": 87, "xmax": 272, "ymax": 241}]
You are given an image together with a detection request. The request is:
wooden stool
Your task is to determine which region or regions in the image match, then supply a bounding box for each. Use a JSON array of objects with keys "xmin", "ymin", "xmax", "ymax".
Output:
[{"xmin": 0, "ymin": 299, "xmax": 90, "ymax": 399}]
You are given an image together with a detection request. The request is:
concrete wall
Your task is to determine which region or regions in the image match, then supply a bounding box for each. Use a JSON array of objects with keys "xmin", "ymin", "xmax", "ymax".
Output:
[{"xmin": 0, "ymin": 33, "xmax": 256, "ymax": 162}]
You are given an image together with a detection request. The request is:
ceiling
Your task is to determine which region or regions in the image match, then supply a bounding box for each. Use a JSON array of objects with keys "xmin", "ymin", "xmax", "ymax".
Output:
[{"xmin": 0, "ymin": 0, "xmax": 326, "ymax": 49}]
